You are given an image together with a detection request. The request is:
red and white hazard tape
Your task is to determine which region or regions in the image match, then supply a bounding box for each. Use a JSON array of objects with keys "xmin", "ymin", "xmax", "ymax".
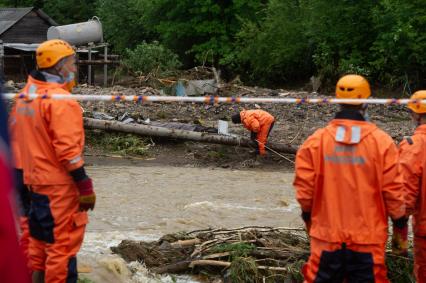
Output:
[{"xmin": 2, "ymin": 93, "xmax": 426, "ymax": 105}]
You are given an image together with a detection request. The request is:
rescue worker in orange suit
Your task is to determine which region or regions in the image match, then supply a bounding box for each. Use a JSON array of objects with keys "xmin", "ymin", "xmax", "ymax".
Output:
[
  {"xmin": 399, "ymin": 90, "xmax": 426, "ymax": 283},
  {"xmin": 12, "ymin": 39, "xmax": 96, "ymax": 283},
  {"xmin": 294, "ymin": 74, "xmax": 407, "ymax": 283},
  {"xmin": 231, "ymin": 109, "xmax": 275, "ymax": 156}
]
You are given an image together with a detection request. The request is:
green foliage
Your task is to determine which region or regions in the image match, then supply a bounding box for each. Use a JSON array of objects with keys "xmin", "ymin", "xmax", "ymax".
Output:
[
  {"xmin": 236, "ymin": 0, "xmax": 312, "ymax": 85},
  {"xmin": 369, "ymin": 0, "xmax": 426, "ymax": 88},
  {"xmin": 3, "ymin": 0, "xmax": 426, "ymax": 88},
  {"xmin": 96, "ymin": 0, "xmax": 153, "ymax": 52},
  {"xmin": 123, "ymin": 41, "xmax": 182, "ymax": 76},
  {"xmin": 211, "ymin": 242, "xmax": 255, "ymax": 259},
  {"xmin": 42, "ymin": 0, "xmax": 96, "ymax": 24},
  {"xmin": 137, "ymin": 0, "xmax": 265, "ymax": 67},
  {"xmin": 0, "ymin": 0, "xmax": 96, "ymax": 24},
  {"xmin": 86, "ymin": 130, "xmax": 149, "ymax": 156}
]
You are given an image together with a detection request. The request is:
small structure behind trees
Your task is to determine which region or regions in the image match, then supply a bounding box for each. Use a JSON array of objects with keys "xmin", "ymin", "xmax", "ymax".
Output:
[
  {"xmin": 0, "ymin": 7, "xmax": 118, "ymax": 85},
  {"xmin": 0, "ymin": 7, "xmax": 57, "ymax": 81}
]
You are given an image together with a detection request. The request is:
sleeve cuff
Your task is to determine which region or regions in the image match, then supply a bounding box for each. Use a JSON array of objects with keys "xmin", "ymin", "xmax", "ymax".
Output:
[{"xmin": 70, "ymin": 166, "xmax": 89, "ymax": 182}]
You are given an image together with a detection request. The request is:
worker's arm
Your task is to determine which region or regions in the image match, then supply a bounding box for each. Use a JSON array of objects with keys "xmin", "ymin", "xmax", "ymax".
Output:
[
  {"xmin": 382, "ymin": 141, "xmax": 406, "ymax": 220},
  {"xmin": 46, "ymin": 99, "xmax": 85, "ymax": 171},
  {"xmin": 46, "ymin": 99, "xmax": 95, "ymax": 211},
  {"xmin": 294, "ymin": 135, "xmax": 318, "ymax": 219},
  {"xmin": 399, "ymin": 139, "xmax": 422, "ymax": 215}
]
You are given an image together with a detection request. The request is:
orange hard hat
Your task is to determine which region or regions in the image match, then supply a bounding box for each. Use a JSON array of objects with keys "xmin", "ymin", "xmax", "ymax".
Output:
[
  {"xmin": 36, "ymin": 39, "xmax": 75, "ymax": 69},
  {"xmin": 335, "ymin": 75, "xmax": 371, "ymax": 104},
  {"xmin": 408, "ymin": 91, "xmax": 426, "ymax": 114}
]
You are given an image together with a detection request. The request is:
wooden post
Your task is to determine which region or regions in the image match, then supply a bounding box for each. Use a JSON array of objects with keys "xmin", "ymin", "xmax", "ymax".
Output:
[
  {"xmin": 88, "ymin": 46, "xmax": 92, "ymax": 85},
  {"xmin": 103, "ymin": 44, "xmax": 108, "ymax": 87}
]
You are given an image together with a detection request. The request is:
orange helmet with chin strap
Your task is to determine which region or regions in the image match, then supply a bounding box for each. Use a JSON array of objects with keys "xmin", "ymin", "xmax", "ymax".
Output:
[{"xmin": 36, "ymin": 39, "xmax": 75, "ymax": 69}]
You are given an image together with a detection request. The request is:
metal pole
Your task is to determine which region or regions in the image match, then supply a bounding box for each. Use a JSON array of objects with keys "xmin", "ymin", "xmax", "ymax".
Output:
[
  {"xmin": 75, "ymin": 51, "xmax": 79, "ymax": 84},
  {"xmin": 88, "ymin": 47, "xmax": 92, "ymax": 85},
  {"xmin": 103, "ymin": 44, "xmax": 108, "ymax": 87}
]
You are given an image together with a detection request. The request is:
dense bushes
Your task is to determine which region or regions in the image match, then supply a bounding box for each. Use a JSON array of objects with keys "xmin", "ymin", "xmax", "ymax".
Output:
[
  {"xmin": 123, "ymin": 41, "xmax": 182, "ymax": 76},
  {"xmin": 4, "ymin": 0, "xmax": 426, "ymax": 89}
]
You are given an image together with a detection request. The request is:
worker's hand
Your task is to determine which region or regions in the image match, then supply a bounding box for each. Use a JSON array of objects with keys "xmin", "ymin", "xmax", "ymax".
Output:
[
  {"xmin": 250, "ymin": 131, "xmax": 257, "ymax": 141},
  {"xmin": 392, "ymin": 217, "xmax": 408, "ymax": 256},
  {"xmin": 76, "ymin": 177, "xmax": 96, "ymax": 211}
]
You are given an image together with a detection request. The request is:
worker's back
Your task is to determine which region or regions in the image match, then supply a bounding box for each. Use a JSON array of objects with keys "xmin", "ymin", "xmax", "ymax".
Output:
[
  {"xmin": 294, "ymin": 118, "xmax": 404, "ymax": 244},
  {"xmin": 13, "ymin": 74, "xmax": 84, "ymax": 185},
  {"xmin": 240, "ymin": 109, "xmax": 274, "ymax": 131}
]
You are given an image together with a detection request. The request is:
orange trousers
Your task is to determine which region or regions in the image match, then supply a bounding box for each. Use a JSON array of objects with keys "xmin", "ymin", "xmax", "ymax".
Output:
[
  {"xmin": 303, "ymin": 237, "xmax": 388, "ymax": 283},
  {"xmin": 28, "ymin": 184, "xmax": 88, "ymax": 283},
  {"xmin": 414, "ymin": 236, "xmax": 426, "ymax": 283},
  {"xmin": 19, "ymin": 217, "xmax": 30, "ymax": 269}
]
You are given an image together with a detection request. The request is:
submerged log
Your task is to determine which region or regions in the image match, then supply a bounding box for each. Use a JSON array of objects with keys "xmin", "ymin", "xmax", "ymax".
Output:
[{"xmin": 84, "ymin": 118, "xmax": 298, "ymax": 154}]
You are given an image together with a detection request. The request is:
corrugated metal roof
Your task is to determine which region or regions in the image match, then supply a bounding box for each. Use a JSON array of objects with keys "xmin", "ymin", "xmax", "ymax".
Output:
[
  {"xmin": 4, "ymin": 43, "xmax": 39, "ymax": 51},
  {"xmin": 0, "ymin": 7, "xmax": 33, "ymax": 36}
]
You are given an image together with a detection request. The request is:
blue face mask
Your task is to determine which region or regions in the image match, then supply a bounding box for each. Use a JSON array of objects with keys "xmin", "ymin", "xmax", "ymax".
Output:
[{"xmin": 65, "ymin": 72, "xmax": 75, "ymax": 83}]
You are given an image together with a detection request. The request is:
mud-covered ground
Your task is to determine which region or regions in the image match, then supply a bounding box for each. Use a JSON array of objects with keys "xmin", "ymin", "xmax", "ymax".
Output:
[{"xmin": 77, "ymin": 84, "xmax": 414, "ymax": 171}]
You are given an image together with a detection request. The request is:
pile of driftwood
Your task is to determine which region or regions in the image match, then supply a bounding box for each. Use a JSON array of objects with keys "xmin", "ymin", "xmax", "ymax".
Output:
[
  {"xmin": 111, "ymin": 226, "xmax": 415, "ymax": 283},
  {"xmin": 111, "ymin": 226, "xmax": 310, "ymax": 282}
]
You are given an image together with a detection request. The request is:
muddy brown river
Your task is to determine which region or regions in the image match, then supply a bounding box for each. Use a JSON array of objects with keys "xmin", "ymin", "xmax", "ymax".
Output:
[{"xmin": 78, "ymin": 158, "xmax": 300, "ymax": 282}]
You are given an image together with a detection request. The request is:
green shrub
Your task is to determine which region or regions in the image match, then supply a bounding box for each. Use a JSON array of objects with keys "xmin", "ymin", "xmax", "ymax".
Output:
[{"xmin": 123, "ymin": 41, "xmax": 182, "ymax": 77}]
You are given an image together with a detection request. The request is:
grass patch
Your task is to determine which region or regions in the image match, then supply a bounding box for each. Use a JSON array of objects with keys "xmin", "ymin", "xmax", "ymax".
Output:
[
  {"xmin": 211, "ymin": 242, "xmax": 256, "ymax": 259},
  {"xmin": 86, "ymin": 129, "xmax": 150, "ymax": 156}
]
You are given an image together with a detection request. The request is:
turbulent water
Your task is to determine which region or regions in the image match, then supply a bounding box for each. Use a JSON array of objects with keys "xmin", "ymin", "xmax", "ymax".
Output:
[{"xmin": 78, "ymin": 160, "xmax": 301, "ymax": 282}]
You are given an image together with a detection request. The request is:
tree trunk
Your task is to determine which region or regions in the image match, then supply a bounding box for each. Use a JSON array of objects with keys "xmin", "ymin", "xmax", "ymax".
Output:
[{"xmin": 84, "ymin": 118, "xmax": 298, "ymax": 154}]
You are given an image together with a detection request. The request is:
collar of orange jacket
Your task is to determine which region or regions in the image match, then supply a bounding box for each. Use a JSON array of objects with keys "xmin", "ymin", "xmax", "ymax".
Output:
[
  {"xmin": 415, "ymin": 124, "xmax": 426, "ymax": 134},
  {"xmin": 26, "ymin": 72, "xmax": 69, "ymax": 94},
  {"xmin": 334, "ymin": 109, "xmax": 365, "ymax": 121}
]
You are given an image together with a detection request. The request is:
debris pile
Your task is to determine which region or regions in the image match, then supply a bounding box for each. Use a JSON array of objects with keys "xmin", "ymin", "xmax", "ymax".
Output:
[{"xmin": 111, "ymin": 227, "xmax": 414, "ymax": 283}]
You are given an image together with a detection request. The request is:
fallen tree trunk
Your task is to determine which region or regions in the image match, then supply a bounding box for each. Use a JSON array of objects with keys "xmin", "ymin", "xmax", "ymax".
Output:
[{"xmin": 84, "ymin": 118, "xmax": 298, "ymax": 154}]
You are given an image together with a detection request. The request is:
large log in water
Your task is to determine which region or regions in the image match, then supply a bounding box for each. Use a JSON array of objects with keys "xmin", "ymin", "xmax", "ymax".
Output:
[{"xmin": 84, "ymin": 118, "xmax": 298, "ymax": 154}]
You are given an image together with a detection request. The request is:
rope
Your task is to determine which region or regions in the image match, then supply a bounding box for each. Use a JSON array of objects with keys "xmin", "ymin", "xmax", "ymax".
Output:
[
  {"xmin": 255, "ymin": 139, "xmax": 295, "ymax": 164},
  {"xmin": 3, "ymin": 93, "xmax": 426, "ymax": 105}
]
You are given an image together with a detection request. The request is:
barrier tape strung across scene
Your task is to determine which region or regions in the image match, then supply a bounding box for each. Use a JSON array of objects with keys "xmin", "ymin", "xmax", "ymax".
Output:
[{"xmin": 2, "ymin": 93, "xmax": 426, "ymax": 105}]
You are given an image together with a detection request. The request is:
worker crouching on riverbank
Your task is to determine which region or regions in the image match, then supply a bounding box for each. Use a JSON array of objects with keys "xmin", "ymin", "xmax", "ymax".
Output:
[
  {"xmin": 231, "ymin": 109, "xmax": 275, "ymax": 156},
  {"xmin": 294, "ymin": 74, "xmax": 407, "ymax": 282},
  {"xmin": 11, "ymin": 39, "xmax": 96, "ymax": 283}
]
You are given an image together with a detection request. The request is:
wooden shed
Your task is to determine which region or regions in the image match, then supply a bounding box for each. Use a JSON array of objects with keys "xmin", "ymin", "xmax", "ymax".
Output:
[{"xmin": 0, "ymin": 7, "xmax": 57, "ymax": 81}]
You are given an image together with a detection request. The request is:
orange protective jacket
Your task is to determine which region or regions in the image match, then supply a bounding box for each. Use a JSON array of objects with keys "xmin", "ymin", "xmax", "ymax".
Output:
[
  {"xmin": 12, "ymin": 75, "xmax": 85, "ymax": 185},
  {"xmin": 399, "ymin": 124, "xmax": 426, "ymax": 236},
  {"xmin": 240, "ymin": 110, "xmax": 275, "ymax": 155},
  {"xmin": 294, "ymin": 119, "xmax": 405, "ymax": 244}
]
